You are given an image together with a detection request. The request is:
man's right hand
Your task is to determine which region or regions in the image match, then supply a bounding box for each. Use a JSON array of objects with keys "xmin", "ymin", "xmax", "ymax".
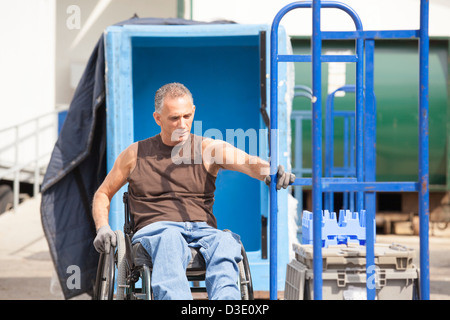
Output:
[
  {"xmin": 264, "ymin": 165, "xmax": 296, "ymax": 190},
  {"xmin": 93, "ymin": 225, "xmax": 117, "ymax": 253}
]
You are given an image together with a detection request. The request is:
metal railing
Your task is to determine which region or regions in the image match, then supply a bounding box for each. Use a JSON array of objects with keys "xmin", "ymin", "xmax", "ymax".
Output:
[{"xmin": 0, "ymin": 108, "xmax": 66, "ymax": 211}]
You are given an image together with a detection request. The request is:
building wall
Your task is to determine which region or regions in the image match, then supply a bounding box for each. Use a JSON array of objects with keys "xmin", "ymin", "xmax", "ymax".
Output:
[
  {"xmin": 0, "ymin": 0, "xmax": 178, "ymax": 171},
  {"xmin": 55, "ymin": 0, "xmax": 178, "ymax": 106},
  {"xmin": 193, "ymin": 0, "xmax": 450, "ymax": 37},
  {"xmin": 0, "ymin": 0, "xmax": 56, "ymax": 168},
  {"xmin": 0, "ymin": 0, "xmax": 55, "ymax": 128}
]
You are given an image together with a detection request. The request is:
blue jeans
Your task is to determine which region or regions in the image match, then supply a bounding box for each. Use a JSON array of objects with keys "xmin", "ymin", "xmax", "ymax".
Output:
[{"xmin": 132, "ymin": 221, "xmax": 242, "ymax": 300}]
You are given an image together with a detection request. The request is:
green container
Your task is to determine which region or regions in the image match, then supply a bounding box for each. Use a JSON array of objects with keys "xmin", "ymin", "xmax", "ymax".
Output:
[{"xmin": 290, "ymin": 38, "xmax": 448, "ymax": 189}]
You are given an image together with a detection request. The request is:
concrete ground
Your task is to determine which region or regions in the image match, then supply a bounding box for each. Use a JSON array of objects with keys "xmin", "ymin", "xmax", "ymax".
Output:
[
  {"xmin": 0, "ymin": 195, "xmax": 90, "ymax": 300},
  {"xmin": 0, "ymin": 195, "xmax": 449, "ymax": 300},
  {"xmin": 377, "ymin": 222, "xmax": 450, "ymax": 300}
]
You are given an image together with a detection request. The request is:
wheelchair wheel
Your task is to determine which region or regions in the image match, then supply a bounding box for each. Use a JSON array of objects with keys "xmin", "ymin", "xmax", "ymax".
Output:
[
  {"xmin": 93, "ymin": 246, "xmax": 114, "ymax": 300},
  {"xmin": 115, "ymin": 230, "xmax": 127, "ymax": 300},
  {"xmin": 93, "ymin": 230, "xmax": 127, "ymax": 300},
  {"xmin": 238, "ymin": 243, "xmax": 254, "ymax": 300}
]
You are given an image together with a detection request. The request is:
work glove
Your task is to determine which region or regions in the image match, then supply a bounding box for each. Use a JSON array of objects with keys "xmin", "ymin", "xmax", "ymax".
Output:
[
  {"xmin": 93, "ymin": 225, "xmax": 117, "ymax": 254},
  {"xmin": 264, "ymin": 165, "xmax": 296, "ymax": 190}
]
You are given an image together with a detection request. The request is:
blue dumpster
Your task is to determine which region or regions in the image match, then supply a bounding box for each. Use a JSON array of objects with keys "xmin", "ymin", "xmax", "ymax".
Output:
[{"xmin": 104, "ymin": 23, "xmax": 292, "ymax": 293}]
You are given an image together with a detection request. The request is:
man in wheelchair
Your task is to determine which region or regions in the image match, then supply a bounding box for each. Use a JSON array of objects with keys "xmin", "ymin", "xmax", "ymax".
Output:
[{"xmin": 92, "ymin": 83, "xmax": 294, "ymax": 300}]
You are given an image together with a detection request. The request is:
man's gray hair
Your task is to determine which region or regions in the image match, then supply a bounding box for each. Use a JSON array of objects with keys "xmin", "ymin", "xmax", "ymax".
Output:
[{"xmin": 154, "ymin": 82, "xmax": 193, "ymax": 113}]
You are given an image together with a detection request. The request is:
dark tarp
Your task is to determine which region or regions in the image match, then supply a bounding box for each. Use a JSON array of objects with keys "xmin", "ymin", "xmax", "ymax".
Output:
[{"xmin": 41, "ymin": 16, "xmax": 233, "ymax": 299}]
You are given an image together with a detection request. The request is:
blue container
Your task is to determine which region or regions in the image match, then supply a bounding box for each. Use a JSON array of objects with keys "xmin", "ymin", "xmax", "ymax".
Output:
[
  {"xmin": 57, "ymin": 110, "xmax": 68, "ymax": 135},
  {"xmin": 302, "ymin": 209, "xmax": 375, "ymax": 247},
  {"xmin": 104, "ymin": 23, "xmax": 292, "ymax": 292}
]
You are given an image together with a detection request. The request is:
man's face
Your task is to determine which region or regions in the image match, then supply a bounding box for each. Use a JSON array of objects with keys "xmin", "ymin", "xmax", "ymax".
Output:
[{"xmin": 153, "ymin": 95, "xmax": 195, "ymax": 146}]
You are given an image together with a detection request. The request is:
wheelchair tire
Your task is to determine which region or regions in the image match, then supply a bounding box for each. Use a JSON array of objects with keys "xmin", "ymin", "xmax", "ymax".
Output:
[
  {"xmin": 115, "ymin": 230, "xmax": 127, "ymax": 300},
  {"xmin": 93, "ymin": 231, "xmax": 126, "ymax": 300},
  {"xmin": 238, "ymin": 243, "xmax": 254, "ymax": 300},
  {"xmin": 93, "ymin": 253, "xmax": 104, "ymax": 300},
  {"xmin": 94, "ymin": 247, "xmax": 115, "ymax": 300}
]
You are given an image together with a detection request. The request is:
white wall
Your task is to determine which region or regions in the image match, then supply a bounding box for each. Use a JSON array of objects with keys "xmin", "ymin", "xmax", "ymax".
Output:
[
  {"xmin": 0, "ymin": 0, "xmax": 56, "ymax": 169},
  {"xmin": 0, "ymin": 0, "xmax": 178, "ymax": 174},
  {"xmin": 193, "ymin": 0, "xmax": 450, "ymax": 37},
  {"xmin": 55, "ymin": 0, "xmax": 178, "ymax": 106},
  {"xmin": 0, "ymin": 0, "xmax": 55, "ymax": 127}
]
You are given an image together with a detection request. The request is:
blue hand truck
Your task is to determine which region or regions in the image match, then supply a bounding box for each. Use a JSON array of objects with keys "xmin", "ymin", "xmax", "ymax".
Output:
[{"xmin": 269, "ymin": 0, "xmax": 430, "ymax": 300}]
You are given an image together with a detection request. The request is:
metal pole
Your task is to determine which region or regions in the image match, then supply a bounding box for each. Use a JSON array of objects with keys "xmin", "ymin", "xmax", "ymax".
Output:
[
  {"xmin": 312, "ymin": 0, "xmax": 323, "ymax": 300},
  {"xmin": 13, "ymin": 126, "xmax": 19, "ymax": 211},
  {"xmin": 324, "ymin": 92, "xmax": 334, "ymax": 211},
  {"xmin": 364, "ymin": 39, "xmax": 376, "ymax": 300},
  {"xmin": 355, "ymin": 30, "xmax": 365, "ymax": 212},
  {"xmin": 269, "ymin": 12, "xmax": 280, "ymax": 301},
  {"xmin": 419, "ymin": 0, "xmax": 430, "ymax": 300},
  {"xmin": 34, "ymin": 118, "xmax": 40, "ymax": 196}
]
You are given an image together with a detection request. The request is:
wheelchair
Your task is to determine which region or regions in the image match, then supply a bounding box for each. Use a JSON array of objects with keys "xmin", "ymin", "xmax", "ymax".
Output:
[{"xmin": 93, "ymin": 192, "xmax": 254, "ymax": 300}]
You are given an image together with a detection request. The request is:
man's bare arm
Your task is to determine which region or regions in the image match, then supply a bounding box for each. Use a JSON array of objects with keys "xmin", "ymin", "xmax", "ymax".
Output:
[
  {"xmin": 203, "ymin": 139, "xmax": 270, "ymax": 180},
  {"xmin": 92, "ymin": 143, "xmax": 138, "ymax": 230},
  {"xmin": 203, "ymin": 139, "xmax": 295, "ymax": 189}
]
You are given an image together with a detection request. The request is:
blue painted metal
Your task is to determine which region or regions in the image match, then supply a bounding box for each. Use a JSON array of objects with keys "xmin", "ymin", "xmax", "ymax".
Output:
[
  {"xmin": 324, "ymin": 85, "xmax": 356, "ymax": 212},
  {"xmin": 270, "ymin": 0, "xmax": 430, "ymax": 300},
  {"xmin": 354, "ymin": 21, "xmax": 365, "ymax": 214},
  {"xmin": 57, "ymin": 110, "xmax": 68, "ymax": 134},
  {"xmin": 311, "ymin": 0, "xmax": 323, "ymax": 300},
  {"xmin": 278, "ymin": 54, "xmax": 358, "ymax": 63},
  {"xmin": 104, "ymin": 29, "xmax": 134, "ymax": 233},
  {"xmin": 364, "ymin": 39, "xmax": 376, "ymax": 300},
  {"xmin": 419, "ymin": 0, "xmax": 430, "ymax": 300},
  {"xmin": 269, "ymin": 12, "xmax": 281, "ymax": 302},
  {"xmin": 321, "ymin": 30, "xmax": 420, "ymax": 40},
  {"xmin": 321, "ymin": 181, "xmax": 420, "ymax": 192}
]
